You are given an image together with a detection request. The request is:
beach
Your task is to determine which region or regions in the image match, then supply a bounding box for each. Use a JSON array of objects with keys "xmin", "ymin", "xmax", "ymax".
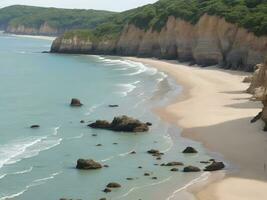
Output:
[{"xmin": 128, "ymin": 57, "xmax": 267, "ymax": 200}]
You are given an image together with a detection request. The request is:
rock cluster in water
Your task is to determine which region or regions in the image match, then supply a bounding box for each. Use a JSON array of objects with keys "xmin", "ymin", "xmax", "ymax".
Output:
[{"xmin": 88, "ymin": 115, "xmax": 150, "ymax": 132}]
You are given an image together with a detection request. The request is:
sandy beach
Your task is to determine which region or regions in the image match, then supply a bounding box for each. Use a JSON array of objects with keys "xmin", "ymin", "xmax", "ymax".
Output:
[{"xmin": 128, "ymin": 57, "xmax": 267, "ymax": 200}]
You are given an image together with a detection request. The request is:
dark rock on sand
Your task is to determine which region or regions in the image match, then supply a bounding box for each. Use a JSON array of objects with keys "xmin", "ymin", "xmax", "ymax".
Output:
[
  {"xmin": 170, "ymin": 168, "xmax": 179, "ymax": 172},
  {"xmin": 103, "ymin": 188, "xmax": 111, "ymax": 193},
  {"xmin": 166, "ymin": 162, "xmax": 184, "ymax": 166},
  {"xmin": 182, "ymin": 147, "xmax": 198, "ymax": 153},
  {"xmin": 30, "ymin": 125, "xmax": 40, "ymax": 128},
  {"xmin": 76, "ymin": 159, "xmax": 102, "ymax": 170},
  {"xmin": 106, "ymin": 182, "xmax": 121, "ymax": 188},
  {"xmin": 88, "ymin": 115, "xmax": 149, "ymax": 132},
  {"xmin": 70, "ymin": 98, "xmax": 83, "ymax": 107},
  {"xmin": 204, "ymin": 162, "xmax": 225, "ymax": 171},
  {"xmin": 183, "ymin": 166, "xmax": 201, "ymax": 172}
]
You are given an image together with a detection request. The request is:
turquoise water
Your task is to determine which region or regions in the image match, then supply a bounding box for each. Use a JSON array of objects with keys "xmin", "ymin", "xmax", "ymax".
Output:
[{"xmin": 0, "ymin": 33, "xmax": 211, "ymax": 200}]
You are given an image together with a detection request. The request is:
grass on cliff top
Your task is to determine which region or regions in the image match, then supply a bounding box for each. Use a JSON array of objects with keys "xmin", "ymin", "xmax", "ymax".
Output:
[
  {"xmin": 0, "ymin": 5, "xmax": 115, "ymax": 30},
  {"xmin": 62, "ymin": 0, "xmax": 267, "ymax": 42}
]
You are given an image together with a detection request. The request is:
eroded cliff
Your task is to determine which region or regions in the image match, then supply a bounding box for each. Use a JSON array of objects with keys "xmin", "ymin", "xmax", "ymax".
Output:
[
  {"xmin": 248, "ymin": 59, "xmax": 267, "ymax": 130},
  {"xmin": 51, "ymin": 14, "xmax": 267, "ymax": 71}
]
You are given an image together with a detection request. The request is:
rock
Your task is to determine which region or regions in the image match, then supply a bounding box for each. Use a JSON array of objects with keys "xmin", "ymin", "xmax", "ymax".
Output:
[
  {"xmin": 147, "ymin": 149, "xmax": 160, "ymax": 154},
  {"xmin": 182, "ymin": 147, "xmax": 198, "ymax": 153},
  {"xmin": 30, "ymin": 125, "xmax": 40, "ymax": 128},
  {"xmin": 70, "ymin": 98, "xmax": 83, "ymax": 107},
  {"xmin": 89, "ymin": 120, "xmax": 111, "ymax": 129},
  {"xmin": 170, "ymin": 168, "xmax": 179, "ymax": 172},
  {"xmin": 138, "ymin": 166, "xmax": 142, "ymax": 169},
  {"xmin": 250, "ymin": 111, "xmax": 263, "ymax": 123},
  {"xmin": 106, "ymin": 182, "xmax": 121, "ymax": 188},
  {"xmin": 109, "ymin": 105, "xmax": 119, "ymax": 108},
  {"xmin": 88, "ymin": 116, "xmax": 149, "ymax": 132},
  {"xmin": 146, "ymin": 122, "xmax": 152, "ymax": 126},
  {"xmin": 144, "ymin": 173, "xmax": 150, "ymax": 176},
  {"xmin": 92, "ymin": 134, "xmax": 98, "ymax": 137},
  {"xmin": 99, "ymin": 198, "xmax": 107, "ymax": 200},
  {"xmin": 183, "ymin": 166, "xmax": 201, "ymax": 172},
  {"xmin": 152, "ymin": 177, "xmax": 158, "ymax": 179},
  {"xmin": 103, "ymin": 165, "xmax": 109, "ymax": 168},
  {"xmin": 126, "ymin": 178, "xmax": 134, "ymax": 180},
  {"xmin": 80, "ymin": 120, "xmax": 85, "ymax": 123},
  {"xmin": 200, "ymin": 161, "xmax": 210, "ymax": 164},
  {"xmin": 76, "ymin": 159, "xmax": 102, "ymax": 170},
  {"xmin": 204, "ymin": 162, "xmax": 225, "ymax": 171},
  {"xmin": 130, "ymin": 151, "xmax": 136, "ymax": 154},
  {"xmin": 96, "ymin": 144, "xmax": 102, "ymax": 146},
  {"xmin": 113, "ymin": 142, "xmax": 118, "ymax": 145},
  {"xmin": 156, "ymin": 157, "xmax": 161, "ymax": 160},
  {"xmin": 103, "ymin": 188, "xmax": 111, "ymax": 193},
  {"xmin": 243, "ymin": 76, "xmax": 253, "ymax": 83},
  {"xmin": 165, "ymin": 162, "xmax": 184, "ymax": 166}
]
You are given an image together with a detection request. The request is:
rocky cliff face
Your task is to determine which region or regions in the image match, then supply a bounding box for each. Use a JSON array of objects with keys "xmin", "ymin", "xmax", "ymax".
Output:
[
  {"xmin": 51, "ymin": 14, "xmax": 267, "ymax": 71},
  {"xmin": 6, "ymin": 22, "xmax": 64, "ymax": 36},
  {"xmin": 248, "ymin": 59, "xmax": 267, "ymax": 130}
]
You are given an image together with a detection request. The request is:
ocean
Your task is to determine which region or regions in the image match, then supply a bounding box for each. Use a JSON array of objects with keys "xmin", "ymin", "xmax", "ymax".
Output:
[{"xmin": 0, "ymin": 32, "xmax": 211, "ymax": 200}]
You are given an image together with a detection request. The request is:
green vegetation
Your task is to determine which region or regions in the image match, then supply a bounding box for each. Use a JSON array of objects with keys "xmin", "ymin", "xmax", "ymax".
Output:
[
  {"xmin": 61, "ymin": 0, "xmax": 267, "ymax": 42},
  {"xmin": 0, "ymin": 5, "xmax": 115, "ymax": 30}
]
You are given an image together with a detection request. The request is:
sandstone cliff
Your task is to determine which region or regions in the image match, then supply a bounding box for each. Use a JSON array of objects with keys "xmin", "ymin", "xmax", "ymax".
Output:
[
  {"xmin": 248, "ymin": 59, "xmax": 267, "ymax": 130},
  {"xmin": 6, "ymin": 22, "xmax": 64, "ymax": 36},
  {"xmin": 51, "ymin": 14, "xmax": 267, "ymax": 71}
]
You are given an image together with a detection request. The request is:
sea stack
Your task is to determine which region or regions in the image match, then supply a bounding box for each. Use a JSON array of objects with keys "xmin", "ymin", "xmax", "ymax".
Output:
[{"xmin": 70, "ymin": 98, "xmax": 83, "ymax": 107}]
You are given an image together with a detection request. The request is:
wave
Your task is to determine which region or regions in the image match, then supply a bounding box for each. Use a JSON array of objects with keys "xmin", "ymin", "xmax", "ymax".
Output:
[
  {"xmin": 0, "ymin": 136, "xmax": 62, "ymax": 169},
  {"xmin": 115, "ymin": 176, "xmax": 172, "ymax": 199},
  {"xmin": 100, "ymin": 156, "xmax": 115, "ymax": 162},
  {"xmin": 161, "ymin": 135, "xmax": 174, "ymax": 153},
  {"xmin": 85, "ymin": 103, "xmax": 102, "ymax": 116},
  {"xmin": 53, "ymin": 126, "xmax": 60, "ymax": 136},
  {"xmin": 119, "ymin": 149, "xmax": 136, "ymax": 157},
  {"xmin": 115, "ymin": 81, "xmax": 140, "ymax": 97},
  {"xmin": 0, "ymin": 172, "xmax": 61, "ymax": 200},
  {"xmin": 0, "ymin": 166, "xmax": 33, "ymax": 180},
  {"xmin": 66, "ymin": 133, "xmax": 84, "ymax": 140},
  {"xmin": 166, "ymin": 172, "xmax": 210, "ymax": 200}
]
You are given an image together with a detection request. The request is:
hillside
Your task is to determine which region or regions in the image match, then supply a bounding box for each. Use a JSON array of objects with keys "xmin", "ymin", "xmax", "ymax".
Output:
[
  {"xmin": 51, "ymin": 0, "xmax": 267, "ymax": 71},
  {"xmin": 0, "ymin": 5, "xmax": 115, "ymax": 35}
]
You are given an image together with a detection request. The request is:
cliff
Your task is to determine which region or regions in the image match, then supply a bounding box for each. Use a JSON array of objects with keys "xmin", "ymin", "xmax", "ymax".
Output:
[
  {"xmin": 6, "ymin": 22, "xmax": 64, "ymax": 36},
  {"xmin": 248, "ymin": 59, "xmax": 267, "ymax": 130},
  {"xmin": 51, "ymin": 15, "xmax": 267, "ymax": 71}
]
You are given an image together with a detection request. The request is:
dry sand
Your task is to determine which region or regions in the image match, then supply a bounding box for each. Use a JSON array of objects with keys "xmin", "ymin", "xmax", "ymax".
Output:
[{"xmin": 128, "ymin": 57, "xmax": 267, "ymax": 200}]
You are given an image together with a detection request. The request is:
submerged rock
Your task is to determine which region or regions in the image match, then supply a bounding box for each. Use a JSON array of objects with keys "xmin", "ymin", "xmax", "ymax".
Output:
[
  {"xmin": 88, "ymin": 115, "xmax": 149, "ymax": 132},
  {"xmin": 204, "ymin": 162, "xmax": 225, "ymax": 171},
  {"xmin": 30, "ymin": 125, "xmax": 40, "ymax": 128},
  {"xmin": 70, "ymin": 98, "xmax": 83, "ymax": 107},
  {"xmin": 106, "ymin": 182, "xmax": 121, "ymax": 188},
  {"xmin": 170, "ymin": 168, "xmax": 179, "ymax": 172},
  {"xmin": 109, "ymin": 105, "xmax": 119, "ymax": 108},
  {"xmin": 183, "ymin": 166, "xmax": 201, "ymax": 172},
  {"xmin": 182, "ymin": 147, "xmax": 198, "ymax": 153},
  {"xmin": 165, "ymin": 162, "xmax": 184, "ymax": 166},
  {"xmin": 76, "ymin": 159, "xmax": 102, "ymax": 170}
]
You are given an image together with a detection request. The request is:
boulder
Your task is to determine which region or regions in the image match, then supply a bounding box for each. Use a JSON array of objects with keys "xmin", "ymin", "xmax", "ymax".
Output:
[
  {"xmin": 109, "ymin": 105, "xmax": 119, "ymax": 108},
  {"xmin": 204, "ymin": 162, "xmax": 225, "ymax": 171},
  {"xmin": 165, "ymin": 162, "xmax": 184, "ymax": 166},
  {"xmin": 30, "ymin": 125, "xmax": 40, "ymax": 128},
  {"xmin": 106, "ymin": 182, "xmax": 121, "ymax": 188},
  {"xmin": 183, "ymin": 166, "xmax": 201, "ymax": 172},
  {"xmin": 89, "ymin": 120, "xmax": 111, "ymax": 129},
  {"xmin": 88, "ymin": 115, "xmax": 149, "ymax": 132},
  {"xmin": 147, "ymin": 149, "xmax": 160, "ymax": 154},
  {"xmin": 170, "ymin": 168, "xmax": 179, "ymax": 172},
  {"xmin": 70, "ymin": 98, "xmax": 83, "ymax": 107},
  {"xmin": 76, "ymin": 159, "xmax": 102, "ymax": 170},
  {"xmin": 182, "ymin": 147, "xmax": 198, "ymax": 153}
]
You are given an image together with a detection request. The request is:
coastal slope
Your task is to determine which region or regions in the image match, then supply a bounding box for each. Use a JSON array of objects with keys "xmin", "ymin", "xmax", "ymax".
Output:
[{"xmin": 50, "ymin": 0, "xmax": 267, "ymax": 71}]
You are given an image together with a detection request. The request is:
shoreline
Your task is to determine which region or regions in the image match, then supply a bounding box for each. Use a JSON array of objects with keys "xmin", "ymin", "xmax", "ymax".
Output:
[
  {"xmin": 0, "ymin": 31, "xmax": 56, "ymax": 41},
  {"xmin": 127, "ymin": 57, "xmax": 267, "ymax": 200}
]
